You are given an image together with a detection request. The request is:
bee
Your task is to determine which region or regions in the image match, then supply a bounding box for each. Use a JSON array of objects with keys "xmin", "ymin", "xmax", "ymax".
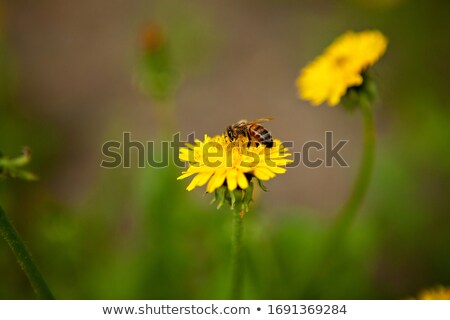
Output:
[{"xmin": 225, "ymin": 118, "xmax": 274, "ymax": 148}]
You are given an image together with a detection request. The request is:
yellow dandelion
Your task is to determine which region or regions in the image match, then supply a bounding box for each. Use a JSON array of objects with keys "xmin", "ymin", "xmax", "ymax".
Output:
[
  {"xmin": 177, "ymin": 134, "xmax": 292, "ymax": 209},
  {"xmin": 417, "ymin": 286, "xmax": 450, "ymax": 300},
  {"xmin": 297, "ymin": 30, "xmax": 388, "ymax": 106},
  {"xmin": 177, "ymin": 134, "xmax": 291, "ymax": 296}
]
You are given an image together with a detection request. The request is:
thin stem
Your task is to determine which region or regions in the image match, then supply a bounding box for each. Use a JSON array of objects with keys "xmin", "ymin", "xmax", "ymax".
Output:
[
  {"xmin": 0, "ymin": 205, "xmax": 54, "ymax": 299},
  {"xmin": 153, "ymin": 98, "xmax": 177, "ymax": 140},
  {"xmin": 231, "ymin": 208, "xmax": 244, "ymax": 299},
  {"xmin": 332, "ymin": 96, "xmax": 375, "ymax": 238}
]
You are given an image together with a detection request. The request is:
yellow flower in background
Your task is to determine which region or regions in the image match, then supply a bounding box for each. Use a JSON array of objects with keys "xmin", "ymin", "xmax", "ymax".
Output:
[
  {"xmin": 297, "ymin": 30, "xmax": 388, "ymax": 106},
  {"xmin": 417, "ymin": 286, "xmax": 450, "ymax": 300},
  {"xmin": 177, "ymin": 135, "xmax": 292, "ymax": 194}
]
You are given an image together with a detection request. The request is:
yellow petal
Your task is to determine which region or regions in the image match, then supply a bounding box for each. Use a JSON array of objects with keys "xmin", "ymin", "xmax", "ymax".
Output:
[
  {"xmin": 271, "ymin": 158, "xmax": 293, "ymax": 166},
  {"xmin": 186, "ymin": 171, "xmax": 213, "ymax": 191},
  {"xmin": 237, "ymin": 171, "xmax": 249, "ymax": 189},
  {"xmin": 226, "ymin": 169, "xmax": 238, "ymax": 191},
  {"xmin": 268, "ymin": 166, "xmax": 286, "ymax": 174},
  {"xmin": 186, "ymin": 174, "xmax": 203, "ymax": 191},
  {"xmin": 184, "ymin": 142, "xmax": 196, "ymax": 149},
  {"xmin": 254, "ymin": 167, "xmax": 276, "ymax": 181},
  {"xmin": 177, "ymin": 165, "xmax": 204, "ymax": 180},
  {"xmin": 196, "ymin": 171, "xmax": 214, "ymax": 187},
  {"xmin": 206, "ymin": 169, "xmax": 226, "ymax": 193},
  {"xmin": 179, "ymin": 148, "xmax": 194, "ymax": 162},
  {"xmin": 177, "ymin": 171, "xmax": 196, "ymax": 180}
]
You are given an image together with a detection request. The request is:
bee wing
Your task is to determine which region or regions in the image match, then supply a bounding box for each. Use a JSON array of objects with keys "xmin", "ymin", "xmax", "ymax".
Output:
[
  {"xmin": 247, "ymin": 117, "xmax": 273, "ymax": 125},
  {"xmin": 234, "ymin": 119, "xmax": 249, "ymax": 128}
]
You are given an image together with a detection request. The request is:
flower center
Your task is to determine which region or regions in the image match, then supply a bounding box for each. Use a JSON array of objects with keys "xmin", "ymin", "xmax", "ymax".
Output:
[{"xmin": 334, "ymin": 56, "xmax": 348, "ymax": 68}]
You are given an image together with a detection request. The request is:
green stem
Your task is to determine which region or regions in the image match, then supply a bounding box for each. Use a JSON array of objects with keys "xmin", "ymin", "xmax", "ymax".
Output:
[
  {"xmin": 332, "ymin": 96, "xmax": 375, "ymax": 237},
  {"xmin": 155, "ymin": 99, "xmax": 176, "ymax": 138},
  {"xmin": 231, "ymin": 208, "xmax": 244, "ymax": 299},
  {"xmin": 0, "ymin": 205, "xmax": 54, "ymax": 299}
]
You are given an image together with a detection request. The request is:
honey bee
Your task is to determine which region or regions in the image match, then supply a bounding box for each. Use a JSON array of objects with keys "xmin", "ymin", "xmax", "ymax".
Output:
[{"xmin": 225, "ymin": 118, "xmax": 274, "ymax": 148}]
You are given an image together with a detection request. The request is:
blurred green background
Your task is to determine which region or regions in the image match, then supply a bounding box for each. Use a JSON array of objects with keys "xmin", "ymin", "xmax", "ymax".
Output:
[{"xmin": 1, "ymin": 0, "xmax": 449, "ymax": 299}]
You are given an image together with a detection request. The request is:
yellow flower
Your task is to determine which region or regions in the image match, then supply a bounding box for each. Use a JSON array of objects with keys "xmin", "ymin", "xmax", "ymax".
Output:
[
  {"xmin": 417, "ymin": 286, "xmax": 450, "ymax": 300},
  {"xmin": 177, "ymin": 135, "xmax": 292, "ymax": 194},
  {"xmin": 297, "ymin": 30, "xmax": 388, "ymax": 106}
]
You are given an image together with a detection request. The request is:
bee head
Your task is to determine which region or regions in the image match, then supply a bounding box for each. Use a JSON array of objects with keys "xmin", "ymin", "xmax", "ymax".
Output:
[{"xmin": 226, "ymin": 125, "xmax": 235, "ymax": 140}]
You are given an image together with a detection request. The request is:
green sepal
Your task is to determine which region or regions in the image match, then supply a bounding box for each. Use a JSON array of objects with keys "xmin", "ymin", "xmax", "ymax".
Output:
[
  {"xmin": 209, "ymin": 182, "xmax": 254, "ymax": 214},
  {"xmin": 341, "ymin": 70, "xmax": 378, "ymax": 112},
  {"xmin": 256, "ymin": 178, "xmax": 268, "ymax": 192},
  {"xmin": 242, "ymin": 181, "xmax": 254, "ymax": 213},
  {"xmin": 229, "ymin": 189, "xmax": 237, "ymax": 209},
  {"xmin": 211, "ymin": 185, "xmax": 227, "ymax": 209}
]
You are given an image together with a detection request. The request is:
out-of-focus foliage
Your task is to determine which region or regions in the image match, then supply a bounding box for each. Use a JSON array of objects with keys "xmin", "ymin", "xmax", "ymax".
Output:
[
  {"xmin": 0, "ymin": 147, "xmax": 37, "ymax": 181},
  {"xmin": 0, "ymin": 0, "xmax": 449, "ymax": 299}
]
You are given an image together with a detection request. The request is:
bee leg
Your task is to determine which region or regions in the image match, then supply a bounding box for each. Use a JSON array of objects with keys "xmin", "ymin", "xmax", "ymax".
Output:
[
  {"xmin": 247, "ymin": 141, "xmax": 259, "ymax": 148},
  {"xmin": 245, "ymin": 131, "xmax": 252, "ymax": 148}
]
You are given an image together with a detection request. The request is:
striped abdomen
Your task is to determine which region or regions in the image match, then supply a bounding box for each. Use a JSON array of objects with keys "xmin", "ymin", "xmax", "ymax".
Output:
[{"xmin": 248, "ymin": 124, "xmax": 273, "ymax": 148}]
